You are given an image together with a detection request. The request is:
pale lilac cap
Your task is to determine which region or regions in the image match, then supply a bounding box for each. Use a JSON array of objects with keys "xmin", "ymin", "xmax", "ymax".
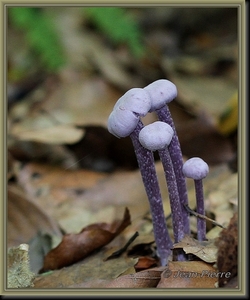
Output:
[
  {"xmin": 139, "ymin": 121, "xmax": 174, "ymax": 151},
  {"xmin": 107, "ymin": 107, "xmax": 139, "ymax": 138},
  {"xmin": 182, "ymin": 157, "xmax": 209, "ymax": 180},
  {"xmin": 144, "ymin": 79, "xmax": 177, "ymax": 112},
  {"xmin": 114, "ymin": 88, "xmax": 151, "ymax": 117}
]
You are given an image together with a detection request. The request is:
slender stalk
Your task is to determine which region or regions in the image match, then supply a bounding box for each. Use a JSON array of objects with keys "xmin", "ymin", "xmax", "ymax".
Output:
[
  {"xmin": 130, "ymin": 120, "xmax": 173, "ymax": 266},
  {"xmin": 158, "ymin": 148, "xmax": 184, "ymax": 243},
  {"xmin": 194, "ymin": 179, "xmax": 206, "ymax": 241},
  {"xmin": 158, "ymin": 148, "xmax": 187, "ymax": 261},
  {"xmin": 156, "ymin": 106, "xmax": 190, "ymax": 235}
]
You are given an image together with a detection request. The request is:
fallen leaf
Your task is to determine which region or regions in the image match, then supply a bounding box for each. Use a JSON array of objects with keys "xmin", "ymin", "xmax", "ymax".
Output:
[
  {"xmin": 173, "ymin": 235, "xmax": 218, "ymax": 263},
  {"xmin": 39, "ymin": 207, "xmax": 131, "ymax": 272},
  {"xmin": 7, "ymin": 184, "xmax": 63, "ymax": 248},
  {"xmin": 105, "ymin": 267, "xmax": 164, "ymax": 288},
  {"xmin": 71, "ymin": 268, "xmax": 162, "ymax": 289},
  {"xmin": 10, "ymin": 123, "xmax": 85, "ymax": 144},
  {"xmin": 157, "ymin": 261, "xmax": 218, "ymax": 288},
  {"xmin": 33, "ymin": 249, "xmax": 138, "ymax": 288},
  {"xmin": 134, "ymin": 256, "xmax": 158, "ymax": 271}
]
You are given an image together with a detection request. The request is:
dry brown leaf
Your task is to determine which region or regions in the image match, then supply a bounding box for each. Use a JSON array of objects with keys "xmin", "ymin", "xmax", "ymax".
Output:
[
  {"xmin": 39, "ymin": 208, "xmax": 131, "ymax": 273},
  {"xmin": 68, "ymin": 264, "xmax": 160, "ymax": 289},
  {"xmin": 157, "ymin": 261, "xmax": 218, "ymax": 288},
  {"xmin": 31, "ymin": 74, "xmax": 123, "ymax": 128},
  {"xmin": 207, "ymin": 171, "xmax": 237, "ymax": 226},
  {"xmin": 173, "ymin": 235, "xmax": 218, "ymax": 263},
  {"xmin": 15, "ymin": 162, "xmax": 108, "ymax": 210},
  {"xmin": 172, "ymin": 75, "xmax": 237, "ymax": 119},
  {"xmin": 33, "ymin": 249, "xmax": 138, "ymax": 288},
  {"xmin": 16, "ymin": 162, "xmax": 108, "ymax": 191},
  {"xmin": 134, "ymin": 256, "xmax": 158, "ymax": 271},
  {"xmin": 105, "ymin": 267, "xmax": 164, "ymax": 288},
  {"xmin": 7, "ymin": 184, "xmax": 63, "ymax": 248},
  {"xmin": 10, "ymin": 124, "xmax": 85, "ymax": 144}
]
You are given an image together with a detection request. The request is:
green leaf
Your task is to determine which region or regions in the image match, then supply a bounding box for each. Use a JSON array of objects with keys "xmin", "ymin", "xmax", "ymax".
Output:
[
  {"xmin": 8, "ymin": 7, "xmax": 66, "ymax": 72},
  {"xmin": 83, "ymin": 7, "xmax": 145, "ymax": 58}
]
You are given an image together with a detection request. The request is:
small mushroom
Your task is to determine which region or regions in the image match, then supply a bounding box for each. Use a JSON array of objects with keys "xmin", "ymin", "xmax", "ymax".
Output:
[
  {"xmin": 182, "ymin": 157, "xmax": 209, "ymax": 241},
  {"xmin": 144, "ymin": 79, "xmax": 190, "ymax": 234},
  {"xmin": 139, "ymin": 121, "xmax": 185, "ymax": 245},
  {"xmin": 108, "ymin": 90, "xmax": 173, "ymax": 266}
]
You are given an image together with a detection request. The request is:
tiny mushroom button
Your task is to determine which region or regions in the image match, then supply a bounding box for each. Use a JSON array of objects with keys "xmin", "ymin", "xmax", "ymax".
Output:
[
  {"xmin": 138, "ymin": 121, "xmax": 174, "ymax": 151},
  {"xmin": 182, "ymin": 157, "xmax": 209, "ymax": 241}
]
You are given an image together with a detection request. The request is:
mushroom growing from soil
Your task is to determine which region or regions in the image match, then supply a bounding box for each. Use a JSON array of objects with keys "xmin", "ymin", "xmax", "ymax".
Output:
[
  {"xmin": 108, "ymin": 88, "xmax": 173, "ymax": 266},
  {"xmin": 182, "ymin": 157, "xmax": 209, "ymax": 241},
  {"xmin": 144, "ymin": 79, "xmax": 190, "ymax": 235},
  {"xmin": 139, "ymin": 121, "xmax": 185, "ymax": 244}
]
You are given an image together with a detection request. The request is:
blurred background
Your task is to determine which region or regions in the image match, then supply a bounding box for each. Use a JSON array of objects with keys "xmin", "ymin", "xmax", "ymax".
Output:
[{"xmin": 7, "ymin": 6, "xmax": 238, "ymax": 174}]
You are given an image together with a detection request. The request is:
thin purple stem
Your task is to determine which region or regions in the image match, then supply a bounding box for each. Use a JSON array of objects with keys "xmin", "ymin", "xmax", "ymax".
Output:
[
  {"xmin": 130, "ymin": 120, "xmax": 173, "ymax": 266},
  {"xmin": 194, "ymin": 180, "xmax": 206, "ymax": 241},
  {"xmin": 158, "ymin": 148, "xmax": 185, "ymax": 243},
  {"xmin": 156, "ymin": 106, "xmax": 190, "ymax": 235}
]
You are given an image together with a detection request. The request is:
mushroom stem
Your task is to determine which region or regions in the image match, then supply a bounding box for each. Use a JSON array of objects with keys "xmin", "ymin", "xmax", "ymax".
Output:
[
  {"xmin": 156, "ymin": 106, "xmax": 190, "ymax": 234},
  {"xmin": 130, "ymin": 120, "xmax": 173, "ymax": 266},
  {"xmin": 158, "ymin": 148, "xmax": 185, "ymax": 243},
  {"xmin": 139, "ymin": 121, "xmax": 187, "ymax": 261},
  {"xmin": 144, "ymin": 79, "xmax": 190, "ymax": 235},
  {"xmin": 194, "ymin": 179, "xmax": 206, "ymax": 241}
]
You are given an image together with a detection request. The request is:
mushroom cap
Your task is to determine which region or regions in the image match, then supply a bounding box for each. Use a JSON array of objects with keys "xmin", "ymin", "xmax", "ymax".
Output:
[
  {"xmin": 144, "ymin": 79, "xmax": 177, "ymax": 112},
  {"xmin": 139, "ymin": 121, "xmax": 174, "ymax": 151},
  {"xmin": 107, "ymin": 107, "xmax": 139, "ymax": 138},
  {"xmin": 114, "ymin": 88, "xmax": 151, "ymax": 117},
  {"xmin": 182, "ymin": 157, "xmax": 209, "ymax": 180}
]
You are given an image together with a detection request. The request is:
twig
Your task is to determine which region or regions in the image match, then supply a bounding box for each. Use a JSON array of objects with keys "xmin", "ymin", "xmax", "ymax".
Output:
[
  {"xmin": 184, "ymin": 204, "xmax": 225, "ymax": 229},
  {"xmin": 104, "ymin": 231, "xmax": 139, "ymax": 261}
]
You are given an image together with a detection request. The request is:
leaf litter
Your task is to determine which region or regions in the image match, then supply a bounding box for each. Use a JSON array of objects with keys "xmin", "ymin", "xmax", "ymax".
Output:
[
  {"xmin": 39, "ymin": 207, "xmax": 131, "ymax": 273},
  {"xmin": 7, "ymin": 7, "xmax": 239, "ymax": 290}
]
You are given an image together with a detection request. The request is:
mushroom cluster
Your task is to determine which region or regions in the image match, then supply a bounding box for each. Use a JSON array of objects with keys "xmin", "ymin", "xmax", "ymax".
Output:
[{"xmin": 107, "ymin": 79, "xmax": 209, "ymax": 266}]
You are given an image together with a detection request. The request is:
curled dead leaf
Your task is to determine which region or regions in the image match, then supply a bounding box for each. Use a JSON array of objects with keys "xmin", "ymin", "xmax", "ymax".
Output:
[
  {"xmin": 173, "ymin": 235, "xmax": 218, "ymax": 263},
  {"xmin": 40, "ymin": 207, "xmax": 131, "ymax": 272}
]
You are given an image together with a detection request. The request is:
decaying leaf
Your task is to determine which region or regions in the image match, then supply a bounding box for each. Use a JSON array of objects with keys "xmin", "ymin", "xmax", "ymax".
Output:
[
  {"xmin": 33, "ymin": 249, "xmax": 138, "ymax": 288},
  {"xmin": 105, "ymin": 267, "xmax": 164, "ymax": 288},
  {"xmin": 10, "ymin": 123, "xmax": 85, "ymax": 144},
  {"xmin": 67, "ymin": 266, "xmax": 163, "ymax": 288},
  {"xmin": 8, "ymin": 184, "xmax": 63, "ymax": 248},
  {"xmin": 157, "ymin": 261, "xmax": 218, "ymax": 288},
  {"xmin": 173, "ymin": 235, "xmax": 218, "ymax": 263},
  {"xmin": 134, "ymin": 256, "xmax": 158, "ymax": 271},
  {"xmin": 40, "ymin": 207, "xmax": 131, "ymax": 272},
  {"xmin": 8, "ymin": 244, "xmax": 35, "ymax": 288}
]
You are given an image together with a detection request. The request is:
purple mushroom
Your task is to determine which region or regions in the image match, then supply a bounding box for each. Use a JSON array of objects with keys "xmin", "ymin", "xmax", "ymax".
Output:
[
  {"xmin": 108, "ymin": 89, "xmax": 173, "ymax": 266},
  {"xmin": 144, "ymin": 79, "xmax": 190, "ymax": 235},
  {"xmin": 182, "ymin": 157, "xmax": 209, "ymax": 241},
  {"xmin": 139, "ymin": 121, "xmax": 185, "ymax": 245}
]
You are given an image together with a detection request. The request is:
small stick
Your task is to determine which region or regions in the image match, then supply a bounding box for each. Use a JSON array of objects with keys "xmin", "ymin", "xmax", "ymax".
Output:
[
  {"xmin": 184, "ymin": 204, "xmax": 225, "ymax": 229},
  {"xmin": 104, "ymin": 231, "xmax": 139, "ymax": 260}
]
